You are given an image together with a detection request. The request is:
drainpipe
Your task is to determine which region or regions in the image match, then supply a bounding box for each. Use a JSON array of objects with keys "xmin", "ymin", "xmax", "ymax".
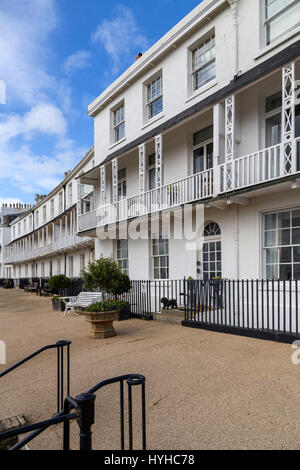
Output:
[{"xmin": 227, "ymin": 0, "xmax": 240, "ymax": 78}]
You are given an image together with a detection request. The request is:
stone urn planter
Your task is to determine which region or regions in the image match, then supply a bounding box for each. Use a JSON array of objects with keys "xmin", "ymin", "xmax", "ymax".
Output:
[{"xmin": 76, "ymin": 309, "xmax": 120, "ymax": 339}]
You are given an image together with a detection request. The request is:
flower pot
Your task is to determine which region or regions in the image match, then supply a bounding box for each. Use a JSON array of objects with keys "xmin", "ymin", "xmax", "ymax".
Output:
[{"xmin": 76, "ymin": 310, "xmax": 120, "ymax": 339}]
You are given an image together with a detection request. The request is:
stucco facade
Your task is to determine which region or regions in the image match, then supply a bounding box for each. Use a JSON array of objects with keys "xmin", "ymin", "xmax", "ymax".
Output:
[{"xmin": 4, "ymin": 0, "xmax": 300, "ymax": 285}]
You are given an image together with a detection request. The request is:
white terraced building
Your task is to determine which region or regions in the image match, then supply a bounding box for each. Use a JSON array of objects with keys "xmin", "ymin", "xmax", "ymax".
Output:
[
  {"xmin": 5, "ymin": 148, "xmax": 96, "ymax": 281},
  {"xmin": 76, "ymin": 0, "xmax": 300, "ymax": 283},
  {"xmin": 5, "ymin": 0, "xmax": 300, "ymax": 286},
  {"xmin": 0, "ymin": 204, "xmax": 31, "ymax": 279}
]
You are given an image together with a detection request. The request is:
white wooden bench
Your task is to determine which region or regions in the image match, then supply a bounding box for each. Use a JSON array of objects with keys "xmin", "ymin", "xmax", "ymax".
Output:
[{"xmin": 59, "ymin": 292, "xmax": 102, "ymax": 317}]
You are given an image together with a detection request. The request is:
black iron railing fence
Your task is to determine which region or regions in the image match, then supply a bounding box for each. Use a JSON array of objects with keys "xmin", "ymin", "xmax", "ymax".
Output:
[
  {"xmin": 0, "ymin": 340, "xmax": 70, "ymax": 414},
  {"xmin": 0, "ymin": 342, "xmax": 146, "ymax": 451},
  {"xmin": 183, "ymin": 279, "xmax": 300, "ymax": 342},
  {"xmin": 6, "ymin": 278, "xmax": 185, "ymax": 318},
  {"xmin": 6, "ymin": 277, "xmax": 300, "ymax": 341}
]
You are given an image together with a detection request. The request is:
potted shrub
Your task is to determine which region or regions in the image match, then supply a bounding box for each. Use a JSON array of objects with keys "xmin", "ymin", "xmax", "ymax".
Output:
[
  {"xmin": 78, "ymin": 258, "xmax": 132, "ymax": 339},
  {"xmin": 48, "ymin": 275, "xmax": 71, "ymax": 311}
]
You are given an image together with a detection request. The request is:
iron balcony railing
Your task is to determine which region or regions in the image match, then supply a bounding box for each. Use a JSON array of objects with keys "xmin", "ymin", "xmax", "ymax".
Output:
[
  {"xmin": 220, "ymin": 137, "xmax": 300, "ymax": 193},
  {"xmin": 4, "ymin": 234, "xmax": 93, "ymax": 264},
  {"xmin": 78, "ymin": 137, "xmax": 300, "ymax": 233},
  {"xmin": 78, "ymin": 168, "xmax": 213, "ymax": 232}
]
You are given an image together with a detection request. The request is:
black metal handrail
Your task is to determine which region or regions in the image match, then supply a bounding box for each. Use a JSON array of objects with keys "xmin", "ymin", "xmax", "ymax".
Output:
[
  {"xmin": 0, "ymin": 373, "xmax": 146, "ymax": 451},
  {"xmin": 0, "ymin": 340, "xmax": 71, "ymax": 414}
]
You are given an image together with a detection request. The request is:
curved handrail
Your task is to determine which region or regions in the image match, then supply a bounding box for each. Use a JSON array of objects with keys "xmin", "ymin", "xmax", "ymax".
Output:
[
  {"xmin": 3, "ymin": 373, "xmax": 147, "ymax": 451},
  {"xmin": 0, "ymin": 341, "xmax": 70, "ymax": 378},
  {"xmin": 87, "ymin": 374, "xmax": 145, "ymax": 394},
  {"xmin": 0, "ymin": 340, "xmax": 71, "ymax": 415}
]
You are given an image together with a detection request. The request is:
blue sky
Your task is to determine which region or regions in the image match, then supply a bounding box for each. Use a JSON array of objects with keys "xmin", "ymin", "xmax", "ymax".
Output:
[{"xmin": 0, "ymin": 0, "xmax": 202, "ymax": 205}]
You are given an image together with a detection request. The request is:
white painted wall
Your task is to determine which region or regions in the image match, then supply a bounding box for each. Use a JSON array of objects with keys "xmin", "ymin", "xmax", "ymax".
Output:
[{"xmin": 92, "ymin": 0, "xmax": 300, "ymax": 167}]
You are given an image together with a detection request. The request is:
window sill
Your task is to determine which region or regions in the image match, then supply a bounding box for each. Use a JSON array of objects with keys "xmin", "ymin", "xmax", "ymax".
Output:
[
  {"xmin": 254, "ymin": 26, "xmax": 300, "ymax": 61},
  {"xmin": 142, "ymin": 112, "xmax": 165, "ymax": 130},
  {"xmin": 186, "ymin": 79, "xmax": 218, "ymax": 104},
  {"xmin": 108, "ymin": 137, "xmax": 126, "ymax": 151}
]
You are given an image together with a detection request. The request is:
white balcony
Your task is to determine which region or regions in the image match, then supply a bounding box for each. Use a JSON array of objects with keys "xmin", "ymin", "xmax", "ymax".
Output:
[
  {"xmin": 78, "ymin": 137, "xmax": 300, "ymax": 234},
  {"xmin": 78, "ymin": 168, "xmax": 213, "ymax": 232},
  {"xmin": 220, "ymin": 138, "xmax": 300, "ymax": 193},
  {"xmin": 5, "ymin": 234, "xmax": 93, "ymax": 264}
]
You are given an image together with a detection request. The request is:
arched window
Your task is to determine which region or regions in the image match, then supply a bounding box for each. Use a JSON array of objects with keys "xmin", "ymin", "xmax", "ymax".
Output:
[
  {"xmin": 202, "ymin": 222, "xmax": 222, "ymax": 280},
  {"xmin": 204, "ymin": 222, "xmax": 221, "ymax": 237}
]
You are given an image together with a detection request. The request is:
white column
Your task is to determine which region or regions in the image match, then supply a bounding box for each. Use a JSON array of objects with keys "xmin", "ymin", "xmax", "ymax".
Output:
[
  {"xmin": 70, "ymin": 211, "xmax": 73, "ymax": 235},
  {"xmin": 77, "ymin": 178, "xmax": 81, "ymax": 235},
  {"xmin": 59, "ymin": 219, "xmax": 62, "ymax": 240},
  {"xmin": 213, "ymin": 103, "xmax": 224, "ymax": 196},
  {"xmin": 225, "ymin": 95, "xmax": 235, "ymax": 191},
  {"xmin": 155, "ymin": 135, "xmax": 163, "ymax": 188},
  {"xmin": 100, "ymin": 166, "xmax": 106, "ymax": 205},
  {"xmin": 139, "ymin": 144, "xmax": 146, "ymax": 193},
  {"xmin": 282, "ymin": 62, "xmax": 296, "ymax": 175},
  {"xmin": 112, "ymin": 159, "xmax": 119, "ymax": 203}
]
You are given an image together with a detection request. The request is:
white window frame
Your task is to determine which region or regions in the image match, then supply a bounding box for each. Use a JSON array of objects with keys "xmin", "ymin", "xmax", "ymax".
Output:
[
  {"xmin": 148, "ymin": 154, "xmax": 156, "ymax": 191},
  {"xmin": 264, "ymin": 90, "xmax": 282, "ymax": 147},
  {"xmin": 50, "ymin": 199, "xmax": 54, "ymax": 218},
  {"xmin": 263, "ymin": 207, "xmax": 300, "ymax": 280},
  {"xmin": 68, "ymin": 183, "xmax": 73, "ymax": 205},
  {"xmin": 193, "ymin": 127, "xmax": 214, "ymax": 175},
  {"xmin": 152, "ymin": 234, "xmax": 169, "ymax": 280},
  {"xmin": 264, "ymin": 0, "xmax": 300, "ymax": 45},
  {"xmin": 112, "ymin": 103, "xmax": 125, "ymax": 144},
  {"xmin": 80, "ymin": 253, "xmax": 86, "ymax": 273},
  {"xmin": 116, "ymin": 240, "xmax": 129, "ymax": 275},
  {"xmin": 146, "ymin": 74, "xmax": 163, "ymax": 121},
  {"xmin": 118, "ymin": 168, "xmax": 127, "ymax": 201},
  {"xmin": 43, "ymin": 205, "xmax": 47, "ymax": 224},
  {"xmin": 191, "ymin": 33, "xmax": 216, "ymax": 93},
  {"xmin": 202, "ymin": 223, "xmax": 222, "ymax": 280}
]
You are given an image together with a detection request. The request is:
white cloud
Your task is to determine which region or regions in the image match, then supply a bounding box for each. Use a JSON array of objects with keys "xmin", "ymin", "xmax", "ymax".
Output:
[
  {"xmin": 0, "ymin": 104, "xmax": 67, "ymax": 144},
  {"xmin": 0, "ymin": 103, "xmax": 85, "ymax": 195},
  {"xmin": 91, "ymin": 5, "xmax": 148, "ymax": 74},
  {"xmin": 0, "ymin": 1, "xmax": 84, "ymax": 198},
  {"xmin": 64, "ymin": 50, "xmax": 91, "ymax": 75},
  {"xmin": 0, "ymin": 0, "xmax": 58, "ymax": 106},
  {"xmin": 0, "ymin": 138, "xmax": 86, "ymax": 195}
]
